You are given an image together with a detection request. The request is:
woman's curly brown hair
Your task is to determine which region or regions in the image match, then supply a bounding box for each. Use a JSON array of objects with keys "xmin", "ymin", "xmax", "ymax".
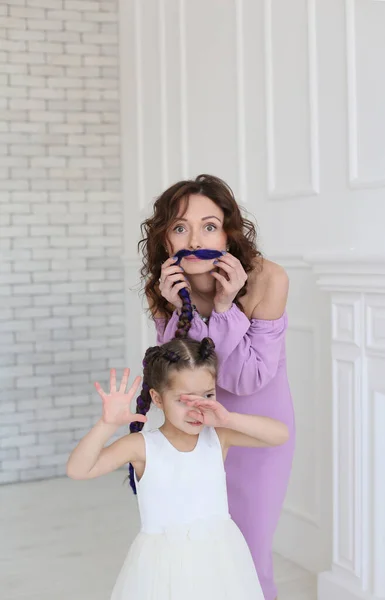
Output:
[{"xmin": 138, "ymin": 174, "xmax": 262, "ymax": 320}]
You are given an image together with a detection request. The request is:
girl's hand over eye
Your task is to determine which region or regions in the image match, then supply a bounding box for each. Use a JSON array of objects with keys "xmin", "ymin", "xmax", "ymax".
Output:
[{"xmin": 180, "ymin": 395, "xmax": 230, "ymax": 428}]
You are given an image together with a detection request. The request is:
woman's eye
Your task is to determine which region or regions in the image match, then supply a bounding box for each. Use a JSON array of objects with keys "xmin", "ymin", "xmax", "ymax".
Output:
[
  {"xmin": 173, "ymin": 225, "xmax": 185, "ymax": 234},
  {"xmin": 205, "ymin": 224, "xmax": 217, "ymax": 232}
]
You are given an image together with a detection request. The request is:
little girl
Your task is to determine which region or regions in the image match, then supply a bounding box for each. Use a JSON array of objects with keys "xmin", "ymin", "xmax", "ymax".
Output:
[{"xmin": 66, "ymin": 337, "xmax": 289, "ymax": 600}]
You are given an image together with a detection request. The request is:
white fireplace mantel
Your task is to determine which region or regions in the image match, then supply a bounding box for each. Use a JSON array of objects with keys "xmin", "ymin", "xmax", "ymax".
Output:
[
  {"xmin": 305, "ymin": 252, "xmax": 385, "ymax": 600},
  {"xmin": 305, "ymin": 252, "xmax": 385, "ymax": 292}
]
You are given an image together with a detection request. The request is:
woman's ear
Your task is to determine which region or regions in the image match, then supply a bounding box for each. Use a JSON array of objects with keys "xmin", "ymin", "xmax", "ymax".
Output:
[{"xmin": 150, "ymin": 389, "xmax": 163, "ymax": 409}]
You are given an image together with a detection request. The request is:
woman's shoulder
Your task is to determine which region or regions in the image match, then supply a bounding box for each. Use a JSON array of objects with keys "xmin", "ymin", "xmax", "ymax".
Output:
[{"xmin": 245, "ymin": 258, "xmax": 289, "ymax": 320}]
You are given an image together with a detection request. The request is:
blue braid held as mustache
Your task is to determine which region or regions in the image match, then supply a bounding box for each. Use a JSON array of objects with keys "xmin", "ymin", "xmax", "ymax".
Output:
[
  {"xmin": 173, "ymin": 248, "xmax": 224, "ymax": 263},
  {"xmin": 174, "ymin": 249, "xmax": 224, "ymax": 320},
  {"xmin": 128, "ymin": 248, "xmax": 223, "ymax": 494}
]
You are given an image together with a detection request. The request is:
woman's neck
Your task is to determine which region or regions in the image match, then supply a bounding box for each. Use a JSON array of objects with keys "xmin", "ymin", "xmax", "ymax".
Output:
[{"xmin": 188, "ymin": 272, "xmax": 216, "ymax": 301}]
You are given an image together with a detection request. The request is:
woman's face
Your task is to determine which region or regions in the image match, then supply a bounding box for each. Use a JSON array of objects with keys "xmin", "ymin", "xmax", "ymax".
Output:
[{"xmin": 166, "ymin": 194, "xmax": 227, "ymax": 275}]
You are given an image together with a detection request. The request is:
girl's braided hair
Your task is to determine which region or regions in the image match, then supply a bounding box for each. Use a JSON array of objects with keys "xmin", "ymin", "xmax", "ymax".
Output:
[{"xmin": 129, "ymin": 336, "xmax": 216, "ymax": 494}]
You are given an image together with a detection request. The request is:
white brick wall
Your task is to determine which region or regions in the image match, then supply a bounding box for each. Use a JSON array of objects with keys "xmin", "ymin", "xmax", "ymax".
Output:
[{"xmin": 0, "ymin": 0, "xmax": 125, "ymax": 484}]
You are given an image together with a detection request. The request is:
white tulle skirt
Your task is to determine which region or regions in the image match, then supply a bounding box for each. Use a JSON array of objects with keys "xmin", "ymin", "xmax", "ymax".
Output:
[{"xmin": 110, "ymin": 517, "xmax": 263, "ymax": 600}]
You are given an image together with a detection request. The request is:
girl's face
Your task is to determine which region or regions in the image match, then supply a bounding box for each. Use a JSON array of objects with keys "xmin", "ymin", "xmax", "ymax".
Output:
[
  {"xmin": 166, "ymin": 194, "xmax": 227, "ymax": 275},
  {"xmin": 151, "ymin": 367, "xmax": 216, "ymax": 435}
]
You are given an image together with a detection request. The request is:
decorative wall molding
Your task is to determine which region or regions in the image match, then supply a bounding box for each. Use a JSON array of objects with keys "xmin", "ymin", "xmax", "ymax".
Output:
[
  {"xmin": 305, "ymin": 252, "xmax": 385, "ymax": 292},
  {"xmin": 346, "ymin": 0, "xmax": 385, "ymax": 189},
  {"xmin": 284, "ymin": 321, "xmax": 321, "ymax": 529},
  {"xmin": 134, "ymin": 0, "xmax": 145, "ymax": 209},
  {"xmin": 332, "ymin": 295, "xmax": 361, "ymax": 347},
  {"xmin": 371, "ymin": 388, "xmax": 385, "ymax": 596},
  {"xmin": 264, "ymin": 0, "xmax": 320, "ymax": 200},
  {"xmin": 332, "ymin": 356, "xmax": 361, "ymax": 576},
  {"xmin": 179, "ymin": 0, "xmax": 189, "ymax": 178},
  {"xmin": 158, "ymin": 0, "xmax": 169, "ymax": 189},
  {"xmin": 366, "ymin": 299, "xmax": 385, "ymax": 353},
  {"xmin": 235, "ymin": 0, "xmax": 248, "ymax": 204}
]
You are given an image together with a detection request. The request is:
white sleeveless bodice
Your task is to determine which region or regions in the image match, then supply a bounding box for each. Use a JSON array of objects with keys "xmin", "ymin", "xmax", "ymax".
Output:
[{"xmin": 134, "ymin": 427, "xmax": 230, "ymax": 533}]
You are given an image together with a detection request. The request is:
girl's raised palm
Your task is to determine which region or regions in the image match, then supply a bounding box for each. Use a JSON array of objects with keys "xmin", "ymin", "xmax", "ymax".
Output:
[
  {"xmin": 180, "ymin": 395, "xmax": 230, "ymax": 428},
  {"xmin": 95, "ymin": 368, "xmax": 146, "ymax": 427}
]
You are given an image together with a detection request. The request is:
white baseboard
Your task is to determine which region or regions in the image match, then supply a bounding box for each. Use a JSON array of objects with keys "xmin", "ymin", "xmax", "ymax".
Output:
[{"xmin": 318, "ymin": 571, "xmax": 380, "ymax": 600}]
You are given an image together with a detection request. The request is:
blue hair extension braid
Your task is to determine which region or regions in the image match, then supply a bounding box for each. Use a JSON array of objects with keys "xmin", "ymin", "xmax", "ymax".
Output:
[{"xmin": 173, "ymin": 249, "xmax": 223, "ymax": 338}]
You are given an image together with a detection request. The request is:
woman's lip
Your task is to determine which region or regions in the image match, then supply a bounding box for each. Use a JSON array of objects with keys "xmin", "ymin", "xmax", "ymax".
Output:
[{"xmin": 184, "ymin": 256, "xmax": 201, "ymax": 261}]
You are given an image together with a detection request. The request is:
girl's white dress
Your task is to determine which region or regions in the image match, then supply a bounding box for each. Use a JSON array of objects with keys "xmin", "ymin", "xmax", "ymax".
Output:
[{"xmin": 111, "ymin": 426, "xmax": 264, "ymax": 599}]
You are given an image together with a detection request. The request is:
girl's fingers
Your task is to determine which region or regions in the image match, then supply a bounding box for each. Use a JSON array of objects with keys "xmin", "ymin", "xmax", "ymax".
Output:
[
  {"xmin": 180, "ymin": 398, "xmax": 195, "ymax": 405},
  {"xmin": 187, "ymin": 410, "xmax": 204, "ymax": 422},
  {"xmin": 180, "ymin": 396, "xmax": 217, "ymax": 410},
  {"xmin": 110, "ymin": 368, "xmax": 117, "ymax": 393},
  {"xmin": 94, "ymin": 381, "xmax": 105, "ymax": 398},
  {"xmin": 180, "ymin": 394, "xmax": 205, "ymax": 403},
  {"xmin": 194, "ymin": 400, "xmax": 217, "ymax": 410},
  {"xmin": 119, "ymin": 368, "xmax": 130, "ymax": 393},
  {"xmin": 192, "ymin": 402, "xmax": 219, "ymax": 414},
  {"xmin": 128, "ymin": 375, "xmax": 142, "ymax": 398}
]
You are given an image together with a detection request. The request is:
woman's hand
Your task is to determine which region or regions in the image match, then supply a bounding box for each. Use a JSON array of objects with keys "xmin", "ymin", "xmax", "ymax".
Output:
[
  {"xmin": 180, "ymin": 395, "xmax": 231, "ymax": 428},
  {"xmin": 158, "ymin": 257, "xmax": 191, "ymax": 310},
  {"xmin": 94, "ymin": 368, "xmax": 146, "ymax": 427},
  {"xmin": 211, "ymin": 253, "xmax": 248, "ymax": 313}
]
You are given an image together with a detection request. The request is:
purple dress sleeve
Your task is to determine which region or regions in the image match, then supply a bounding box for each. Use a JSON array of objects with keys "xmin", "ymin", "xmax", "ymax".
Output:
[
  {"xmin": 154, "ymin": 303, "xmax": 287, "ymax": 397},
  {"xmin": 208, "ymin": 304, "xmax": 287, "ymax": 396}
]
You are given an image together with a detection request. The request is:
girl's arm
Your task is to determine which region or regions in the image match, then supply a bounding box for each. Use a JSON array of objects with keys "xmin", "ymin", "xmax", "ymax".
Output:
[
  {"xmin": 217, "ymin": 412, "xmax": 289, "ymax": 450},
  {"xmin": 66, "ymin": 420, "xmax": 144, "ymax": 480},
  {"xmin": 181, "ymin": 396, "xmax": 289, "ymax": 450},
  {"xmin": 66, "ymin": 367, "xmax": 146, "ymax": 480}
]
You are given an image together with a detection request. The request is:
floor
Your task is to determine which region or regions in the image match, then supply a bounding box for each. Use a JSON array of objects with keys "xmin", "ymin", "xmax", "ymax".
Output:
[{"xmin": 1, "ymin": 472, "xmax": 317, "ymax": 599}]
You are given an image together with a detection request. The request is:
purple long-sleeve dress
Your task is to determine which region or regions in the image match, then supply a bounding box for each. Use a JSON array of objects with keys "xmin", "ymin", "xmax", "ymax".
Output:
[{"xmin": 155, "ymin": 303, "xmax": 295, "ymax": 600}]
